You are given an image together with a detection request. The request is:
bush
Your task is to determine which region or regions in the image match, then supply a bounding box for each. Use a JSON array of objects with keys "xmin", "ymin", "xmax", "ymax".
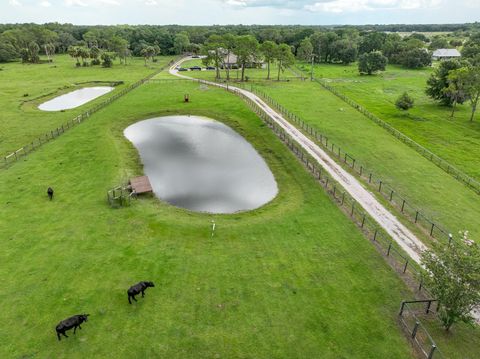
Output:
[{"xmin": 395, "ymin": 92, "xmax": 414, "ymax": 110}]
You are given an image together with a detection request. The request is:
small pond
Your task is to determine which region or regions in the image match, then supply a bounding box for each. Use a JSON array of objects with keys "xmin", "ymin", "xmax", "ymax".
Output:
[
  {"xmin": 38, "ymin": 86, "xmax": 114, "ymax": 111},
  {"xmin": 124, "ymin": 116, "xmax": 278, "ymax": 214}
]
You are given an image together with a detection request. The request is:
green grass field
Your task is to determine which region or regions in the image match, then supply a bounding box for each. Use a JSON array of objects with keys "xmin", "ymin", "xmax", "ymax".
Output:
[
  {"xmin": 180, "ymin": 65, "xmax": 480, "ymax": 244},
  {"xmin": 0, "ymin": 54, "xmax": 173, "ymax": 156},
  {"xmin": 0, "ymin": 71, "xmax": 418, "ymax": 357},
  {"xmin": 2, "ymin": 57, "xmax": 479, "ymax": 358},
  {"xmin": 300, "ymin": 62, "xmax": 480, "ymax": 181}
]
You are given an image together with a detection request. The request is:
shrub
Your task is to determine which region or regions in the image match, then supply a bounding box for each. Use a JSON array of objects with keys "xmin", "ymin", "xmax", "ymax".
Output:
[{"xmin": 395, "ymin": 92, "xmax": 414, "ymax": 110}]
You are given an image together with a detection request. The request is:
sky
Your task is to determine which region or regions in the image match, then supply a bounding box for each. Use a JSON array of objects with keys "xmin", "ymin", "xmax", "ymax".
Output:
[{"xmin": 1, "ymin": 0, "xmax": 479, "ymax": 25}]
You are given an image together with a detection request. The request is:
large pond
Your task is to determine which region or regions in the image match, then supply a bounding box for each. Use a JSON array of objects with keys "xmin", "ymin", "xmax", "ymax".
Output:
[
  {"xmin": 124, "ymin": 116, "xmax": 278, "ymax": 214},
  {"xmin": 38, "ymin": 86, "xmax": 114, "ymax": 111}
]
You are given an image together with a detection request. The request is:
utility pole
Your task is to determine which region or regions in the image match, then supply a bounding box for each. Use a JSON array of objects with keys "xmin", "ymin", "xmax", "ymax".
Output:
[{"xmin": 310, "ymin": 54, "xmax": 315, "ymax": 81}]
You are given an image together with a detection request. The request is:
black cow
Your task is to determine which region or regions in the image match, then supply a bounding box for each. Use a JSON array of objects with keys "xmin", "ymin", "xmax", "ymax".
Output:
[
  {"xmin": 128, "ymin": 281, "xmax": 155, "ymax": 304},
  {"xmin": 55, "ymin": 314, "xmax": 89, "ymax": 341},
  {"xmin": 47, "ymin": 187, "xmax": 54, "ymax": 200}
]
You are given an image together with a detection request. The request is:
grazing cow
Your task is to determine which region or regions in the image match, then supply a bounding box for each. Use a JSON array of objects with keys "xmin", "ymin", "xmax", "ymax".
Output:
[
  {"xmin": 47, "ymin": 187, "xmax": 54, "ymax": 200},
  {"xmin": 55, "ymin": 314, "xmax": 89, "ymax": 341},
  {"xmin": 128, "ymin": 281, "xmax": 155, "ymax": 304}
]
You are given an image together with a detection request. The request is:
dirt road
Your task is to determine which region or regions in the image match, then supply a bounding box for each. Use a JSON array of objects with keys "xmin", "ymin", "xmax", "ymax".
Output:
[{"xmin": 170, "ymin": 57, "xmax": 428, "ymax": 264}]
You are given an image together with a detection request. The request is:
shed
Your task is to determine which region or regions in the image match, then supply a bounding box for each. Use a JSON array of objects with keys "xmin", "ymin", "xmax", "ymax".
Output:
[{"xmin": 432, "ymin": 49, "xmax": 461, "ymax": 61}]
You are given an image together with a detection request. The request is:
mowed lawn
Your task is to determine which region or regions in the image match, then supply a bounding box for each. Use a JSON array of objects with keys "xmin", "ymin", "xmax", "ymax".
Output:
[
  {"xmin": 0, "ymin": 80, "xmax": 415, "ymax": 358},
  {"xmin": 243, "ymin": 79, "xmax": 480, "ymax": 243},
  {"xmin": 0, "ymin": 55, "xmax": 173, "ymax": 156},
  {"xmin": 300, "ymin": 62, "xmax": 480, "ymax": 181}
]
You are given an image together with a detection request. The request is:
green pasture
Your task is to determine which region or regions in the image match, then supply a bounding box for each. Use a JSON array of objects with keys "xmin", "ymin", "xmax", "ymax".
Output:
[
  {"xmin": 182, "ymin": 66, "xmax": 480, "ymax": 243},
  {"xmin": 300, "ymin": 62, "xmax": 480, "ymax": 181},
  {"xmin": 253, "ymin": 80, "xmax": 480, "ymax": 241},
  {"xmin": 0, "ymin": 79, "xmax": 418, "ymax": 358},
  {"xmin": 0, "ymin": 54, "xmax": 173, "ymax": 156}
]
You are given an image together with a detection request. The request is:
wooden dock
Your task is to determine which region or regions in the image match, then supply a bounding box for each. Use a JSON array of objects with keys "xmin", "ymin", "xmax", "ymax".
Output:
[{"xmin": 129, "ymin": 176, "xmax": 153, "ymax": 194}]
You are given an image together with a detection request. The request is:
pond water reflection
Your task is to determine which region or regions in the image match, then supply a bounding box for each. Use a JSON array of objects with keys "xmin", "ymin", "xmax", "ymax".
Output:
[
  {"xmin": 38, "ymin": 86, "xmax": 114, "ymax": 111},
  {"xmin": 124, "ymin": 116, "xmax": 278, "ymax": 214}
]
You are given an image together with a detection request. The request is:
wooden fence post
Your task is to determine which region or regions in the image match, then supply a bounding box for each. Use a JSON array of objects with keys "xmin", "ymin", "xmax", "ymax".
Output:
[{"xmin": 411, "ymin": 321, "xmax": 420, "ymax": 339}]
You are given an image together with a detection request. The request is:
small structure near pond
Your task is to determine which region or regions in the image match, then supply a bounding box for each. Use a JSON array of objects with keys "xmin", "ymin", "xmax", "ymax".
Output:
[
  {"xmin": 107, "ymin": 176, "xmax": 152, "ymax": 208},
  {"xmin": 129, "ymin": 176, "xmax": 153, "ymax": 195}
]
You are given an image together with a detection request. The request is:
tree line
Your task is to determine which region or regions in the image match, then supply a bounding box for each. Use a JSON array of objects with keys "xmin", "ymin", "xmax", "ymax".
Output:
[{"xmin": 1, "ymin": 22, "xmax": 479, "ymax": 64}]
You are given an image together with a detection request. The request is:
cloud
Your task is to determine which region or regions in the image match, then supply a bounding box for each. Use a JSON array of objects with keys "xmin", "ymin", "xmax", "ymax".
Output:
[
  {"xmin": 8, "ymin": 0, "xmax": 22, "ymax": 6},
  {"xmin": 64, "ymin": 0, "xmax": 120, "ymax": 6},
  {"xmin": 144, "ymin": 0, "xmax": 158, "ymax": 5},
  {"xmin": 305, "ymin": 0, "xmax": 443, "ymax": 13},
  {"xmin": 220, "ymin": 0, "xmax": 443, "ymax": 12},
  {"xmin": 40, "ymin": 0, "xmax": 52, "ymax": 7}
]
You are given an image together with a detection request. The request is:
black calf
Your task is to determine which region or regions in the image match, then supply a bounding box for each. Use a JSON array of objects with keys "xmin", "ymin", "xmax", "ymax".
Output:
[
  {"xmin": 47, "ymin": 187, "xmax": 54, "ymax": 200},
  {"xmin": 127, "ymin": 281, "xmax": 155, "ymax": 304},
  {"xmin": 55, "ymin": 314, "xmax": 89, "ymax": 341}
]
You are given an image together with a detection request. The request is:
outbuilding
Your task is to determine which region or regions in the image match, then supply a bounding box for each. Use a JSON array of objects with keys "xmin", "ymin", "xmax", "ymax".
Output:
[{"xmin": 432, "ymin": 49, "xmax": 461, "ymax": 61}]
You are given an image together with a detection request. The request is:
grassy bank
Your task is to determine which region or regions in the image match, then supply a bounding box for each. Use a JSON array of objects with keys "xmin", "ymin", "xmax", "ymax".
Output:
[{"xmin": 0, "ymin": 80, "xmax": 417, "ymax": 358}]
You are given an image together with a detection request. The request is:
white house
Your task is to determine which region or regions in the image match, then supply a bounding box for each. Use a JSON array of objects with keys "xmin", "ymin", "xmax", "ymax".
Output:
[{"xmin": 432, "ymin": 49, "xmax": 461, "ymax": 61}]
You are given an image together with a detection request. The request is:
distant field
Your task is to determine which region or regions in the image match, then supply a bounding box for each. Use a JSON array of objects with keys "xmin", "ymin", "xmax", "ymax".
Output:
[
  {"xmin": 0, "ymin": 79, "xmax": 416, "ymax": 358},
  {"xmin": 299, "ymin": 62, "xmax": 480, "ymax": 181},
  {"xmin": 0, "ymin": 55, "xmax": 173, "ymax": 155}
]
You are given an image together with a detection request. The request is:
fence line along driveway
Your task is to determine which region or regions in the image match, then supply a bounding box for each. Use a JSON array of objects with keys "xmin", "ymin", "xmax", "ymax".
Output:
[{"xmin": 170, "ymin": 57, "xmax": 427, "ymax": 264}]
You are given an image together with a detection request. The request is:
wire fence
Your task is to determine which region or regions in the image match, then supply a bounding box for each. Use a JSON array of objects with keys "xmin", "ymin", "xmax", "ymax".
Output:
[
  {"xmin": 247, "ymin": 85, "xmax": 457, "ymax": 248},
  {"xmin": 1, "ymin": 58, "xmax": 179, "ymax": 170},
  {"xmin": 310, "ymin": 75, "xmax": 480, "ymax": 196},
  {"xmin": 216, "ymin": 81, "xmax": 450, "ymax": 358},
  {"xmin": 399, "ymin": 300, "xmax": 445, "ymax": 359},
  {"xmin": 213, "ymin": 81, "xmax": 429, "ymax": 292}
]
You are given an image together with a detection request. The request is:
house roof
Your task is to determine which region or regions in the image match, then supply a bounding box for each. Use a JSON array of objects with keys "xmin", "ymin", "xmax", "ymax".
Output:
[{"xmin": 432, "ymin": 49, "xmax": 461, "ymax": 58}]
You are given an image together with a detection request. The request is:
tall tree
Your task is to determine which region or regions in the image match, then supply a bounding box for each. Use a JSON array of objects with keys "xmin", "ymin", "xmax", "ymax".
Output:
[
  {"xmin": 234, "ymin": 35, "xmax": 259, "ymax": 82},
  {"xmin": 331, "ymin": 39, "xmax": 358, "ymax": 65},
  {"xmin": 463, "ymin": 66, "xmax": 480, "ymax": 121},
  {"xmin": 260, "ymin": 41, "xmax": 277, "ymax": 80},
  {"xmin": 202, "ymin": 34, "xmax": 225, "ymax": 80},
  {"xmin": 222, "ymin": 33, "xmax": 236, "ymax": 81},
  {"xmin": 359, "ymin": 31, "xmax": 386, "ymax": 54},
  {"xmin": 275, "ymin": 43, "xmax": 295, "ymax": 81},
  {"xmin": 296, "ymin": 38, "xmax": 313, "ymax": 62},
  {"xmin": 140, "ymin": 45, "xmax": 155, "ymax": 66},
  {"xmin": 445, "ymin": 67, "xmax": 470, "ymax": 118},
  {"xmin": 173, "ymin": 32, "xmax": 190, "ymax": 55},
  {"xmin": 110, "ymin": 36, "xmax": 130, "ymax": 64},
  {"xmin": 426, "ymin": 59, "xmax": 465, "ymax": 106},
  {"xmin": 67, "ymin": 45, "xmax": 81, "ymax": 67}
]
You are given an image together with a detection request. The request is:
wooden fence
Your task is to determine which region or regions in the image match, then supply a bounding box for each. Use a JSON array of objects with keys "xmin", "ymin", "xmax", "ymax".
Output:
[
  {"xmin": 248, "ymin": 85, "xmax": 457, "ymax": 248},
  {"xmin": 1, "ymin": 58, "xmax": 178, "ymax": 170},
  {"xmin": 311, "ymin": 75, "xmax": 480, "ymax": 195},
  {"xmin": 222, "ymin": 82, "xmax": 448, "ymax": 358},
  {"xmin": 399, "ymin": 300, "xmax": 444, "ymax": 359}
]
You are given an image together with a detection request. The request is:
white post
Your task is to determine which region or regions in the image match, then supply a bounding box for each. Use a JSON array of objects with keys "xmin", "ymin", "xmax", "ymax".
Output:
[{"xmin": 211, "ymin": 220, "xmax": 216, "ymax": 237}]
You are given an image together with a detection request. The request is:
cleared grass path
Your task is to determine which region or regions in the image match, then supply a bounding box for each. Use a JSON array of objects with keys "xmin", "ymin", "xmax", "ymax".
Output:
[{"xmin": 171, "ymin": 57, "xmax": 427, "ymax": 264}]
